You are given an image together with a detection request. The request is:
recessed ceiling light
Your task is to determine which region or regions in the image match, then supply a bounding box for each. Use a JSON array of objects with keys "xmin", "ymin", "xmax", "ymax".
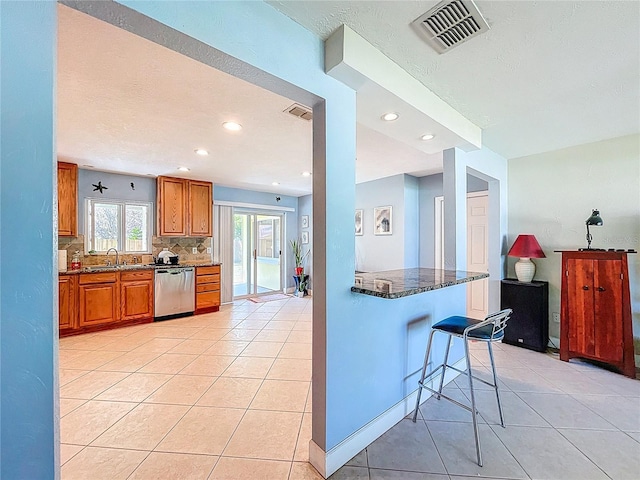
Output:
[
  {"xmin": 272, "ymin": 181, "xmax": 280, "ymax": 186},
  {"xmin": 382, "ymin": 112, "xmax": 399, "ymax": 121},
  {"xmin": 177, "ymin": 167, "xmax": 190, "ymax": 172},
  {"xmin": 302, "ymin": 171, "xmax": 311, "ymax": 177},
  {"xmin": 222, "ymin": 121, "xmax": 242, "ymax": 131},
  {"xmin": 421, "ymin": 134, "xmax": 435, "ymax": 141},
  {"xmin": 194, "ymin": 148, "xmax": 209, "ymax": 156}
]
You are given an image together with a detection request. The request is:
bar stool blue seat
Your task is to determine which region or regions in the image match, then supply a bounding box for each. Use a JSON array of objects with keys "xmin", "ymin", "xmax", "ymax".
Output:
[{"xmin": 412, "ymin": 308, "xmax": 512, "ymax": 467}]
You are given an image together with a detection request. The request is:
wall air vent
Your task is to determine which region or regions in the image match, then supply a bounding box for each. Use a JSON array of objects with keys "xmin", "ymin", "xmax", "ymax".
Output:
[
  {"xmin": 412, "ymin": 0, "xmax": 490, "ymax": 54},
  {"xmin": 284, "ymin": 103, "xmax": 313, "ymax": 121}
]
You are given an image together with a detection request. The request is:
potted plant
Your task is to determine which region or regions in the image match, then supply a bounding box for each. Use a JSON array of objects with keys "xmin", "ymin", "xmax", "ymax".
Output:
[{"xmin": 290, "ymin": 238, "xmax": 309, "ymax": 276}]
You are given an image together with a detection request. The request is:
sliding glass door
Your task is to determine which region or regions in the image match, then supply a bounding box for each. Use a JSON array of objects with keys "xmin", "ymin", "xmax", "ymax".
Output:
[{"xmin": 233, "ymin": 212, "xmax": 283, "ymax": 298}]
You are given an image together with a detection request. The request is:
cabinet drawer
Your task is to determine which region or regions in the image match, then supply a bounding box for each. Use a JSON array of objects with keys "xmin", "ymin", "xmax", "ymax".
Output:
[
  {"xmin": 121, "ymin": 269, "xmax": 154, "ymax": 282},
  {"xmin": 197, "ymin": 283, "xmax": 220, "ymax": 293},
  {"xmin": 197, "ymin": 265, "xmax": 220, "ymax": 276},
  {"xmin": 196, "ymin": 291, "xmax": 220, "ymax": 308},
  {"xmin": 79, "ymin": 272, "xmax": 118, "ymax": 285},
  {"xmin": 197, "ymin": 274, "xmax": 220, "ymax": 285}
]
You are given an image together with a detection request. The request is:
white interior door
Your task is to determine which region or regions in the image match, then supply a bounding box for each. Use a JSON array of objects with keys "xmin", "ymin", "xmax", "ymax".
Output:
[{"xmin": 466, "ymin": 193, "xmax": 489, "ymax": 319}]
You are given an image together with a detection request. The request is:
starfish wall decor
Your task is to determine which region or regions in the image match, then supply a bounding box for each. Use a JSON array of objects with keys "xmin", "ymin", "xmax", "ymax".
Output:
[{"xmin": 92, "ymin": 181, "xmax": 108, "ymax": 194}]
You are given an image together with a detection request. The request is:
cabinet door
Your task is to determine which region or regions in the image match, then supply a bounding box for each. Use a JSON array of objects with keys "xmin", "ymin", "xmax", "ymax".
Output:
[
  {"xmin": 121, "ymin": 280, "xmax": 154, "ymax": 321},
  {"xmin": 594, "ymin": 259, "xmax": 624, "ymax": 362},
  {"xmin": 189, "ymin": 180, "xmax": 212, "ymax": 236},
  {"xmin": 157, "ymin": 176, "xmax": 188, "ymax": 236},
  {"xmin": 58, "ymin": 275, "xmax": 77, "ymax": 330},
  {"xmin": 566, "ymin": 258, "xmax": 595, "ymax": 355},
  {"xmin": 57, "ymin": 162, "xmax": 78, "ymax": 236},
  {"xmin": 79, "ymin": 283, "xmax": 119, "ymax": 327}
]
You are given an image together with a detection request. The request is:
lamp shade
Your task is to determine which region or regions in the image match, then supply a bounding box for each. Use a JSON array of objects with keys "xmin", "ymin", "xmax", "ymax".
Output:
[
  {"xmin": 507, "ymin": 234, "xmax": 546, "ymax": 258},
  {"xmin": 586, "ymin": 209, "xmax": 603, "ymax": 226}
]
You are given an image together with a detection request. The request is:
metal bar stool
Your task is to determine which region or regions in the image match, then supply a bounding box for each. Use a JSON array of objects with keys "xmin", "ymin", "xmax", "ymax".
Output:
[{"xmin": 412, "ymin": 308, "xmax": 512, "ymax": 466}]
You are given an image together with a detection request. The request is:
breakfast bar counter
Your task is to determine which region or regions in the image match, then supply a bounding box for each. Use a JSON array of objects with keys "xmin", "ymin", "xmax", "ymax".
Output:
[{"xmin": 352, "ymin": 268, "xmax": 488, "ymax": 299}]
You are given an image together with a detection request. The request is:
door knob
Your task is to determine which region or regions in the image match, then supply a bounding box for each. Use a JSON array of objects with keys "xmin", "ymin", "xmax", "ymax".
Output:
[
  {"xmin": 597, "ymin": 286, "xmax": 605, "ymax": 292},
  {"xmin": 582, "ymin": 286, "xmax": 589, "ymax": 290}
]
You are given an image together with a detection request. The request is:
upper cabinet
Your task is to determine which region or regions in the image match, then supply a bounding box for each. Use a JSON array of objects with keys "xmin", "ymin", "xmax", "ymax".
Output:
[
  {"xmin": 157, "ymin": 176, "xmax": 212, "ymax": 237},
  {"xmin": 157, "ymin": 176, "xmax": 188, "ymax": 236},
  {"xmin": 57, "ymin": 161, "xmax": 78, "ymax": 236},
  {"xmin": 189, "ymin": 180, "xmax": 213, "ymax": 237}
]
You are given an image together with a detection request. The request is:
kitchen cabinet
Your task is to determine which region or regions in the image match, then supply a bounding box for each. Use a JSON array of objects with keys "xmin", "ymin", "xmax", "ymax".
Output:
[
  {"xmin": 195, "ymin": 265, "xmax": 221, "ymax": 313},
  {"xmin": 559, "ymin": 251, "xmax": 635, "ymax": 377},
  {"xmin": 157, "ymin": 176, "xmax": 188, "ymax": 236},
  {"xmin": 157, "ymin": 176, "xmax": 213, "ymax": 237},
  {"xmin": 189, "ymin": 180, "xmax": 213, "ymax": 236},
  {"xmin": 120, "ymin": 269, "xmax": 154, "ymax": 321},
  {"xmin": 500, "ymin": 279, "xmax": 548, "ymax": 352},
  {"xmin": 57, "ymin": 161, "xmax": 78, "ymax": 236},
  {"xmin": 78, "ymin": 272, "xmax": 120, "ymax": 328},
  {"xmin": 58, "ymin": 275, "xmax": 77, "ymax": 332}
]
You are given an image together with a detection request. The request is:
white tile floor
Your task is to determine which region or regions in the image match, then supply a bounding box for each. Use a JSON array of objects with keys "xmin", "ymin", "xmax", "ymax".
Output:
[{"xmin": 59, "ymin": 297, "xmax": 640, "ymax": 479}]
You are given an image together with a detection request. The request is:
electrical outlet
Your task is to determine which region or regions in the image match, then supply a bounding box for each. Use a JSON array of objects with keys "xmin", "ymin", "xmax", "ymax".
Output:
[
  {"xmin": 206, "ymin": 247, "xmax": 212, "ymax": 254},
  {"xmin": 192, "ymin": 247, "xmax": 197, "ymax": 254},
  {"xmin": 552, "ymin": 313, "xmax": 560, "ymax": 323}
]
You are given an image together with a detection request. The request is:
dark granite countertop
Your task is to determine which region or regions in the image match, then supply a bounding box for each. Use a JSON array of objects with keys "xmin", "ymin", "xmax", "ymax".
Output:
[
  {"xmin": 352, "ymin": 268, "xmax": 489, "ymax": 299},
  {"xmin": 59, "ymin": 262, "xmax": 221, "ymax": 275}
]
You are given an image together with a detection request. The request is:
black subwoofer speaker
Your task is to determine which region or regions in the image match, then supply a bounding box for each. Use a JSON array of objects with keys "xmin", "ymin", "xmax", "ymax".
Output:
[{"xmin": 500, "ymin": 279, "xmax": 549, "ymax": 352}]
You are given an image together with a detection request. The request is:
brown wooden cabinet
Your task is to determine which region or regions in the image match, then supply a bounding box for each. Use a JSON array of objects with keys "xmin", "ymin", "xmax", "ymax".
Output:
[
  {"xmin": 57, "ymin": 161, "xmax": 78, "ymax": 236},
  {"xmin": 157, "ymin": 176, "xmax": 212, "ymax": 237},
  {"xmin": 559, "ymin": 251, "xmax": 635, "ymax": 377},
  {"xmin": 196, "ymin": 265, "xmax": 221, "ymax": 313},
  {"xmin": 120, "ymin": 269, "xmax": 154, "ymax": 321},
  {"xmin": 58, "ymin": 275, "xmax": 77, "ymax": 332},
  {"xmin": 189, "ymin": 180, "xmax": 213, "ymax": 236},
  {"xmin": 78, "ymin": 272, "xmax": 120, "ymax": 328},
  {"xmin": 157, "ymin": 176, "xmax": 188, "ymax": 236}
]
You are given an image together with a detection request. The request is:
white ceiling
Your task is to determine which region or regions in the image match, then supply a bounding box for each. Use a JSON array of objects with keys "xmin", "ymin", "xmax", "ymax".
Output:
[
  {"xmin": 58, "ymin": 1, "xmax": 639, "ymax": 197},
  {"xmin": 269, "ymin": 0, "xmax": 640, "ymax": 159}
]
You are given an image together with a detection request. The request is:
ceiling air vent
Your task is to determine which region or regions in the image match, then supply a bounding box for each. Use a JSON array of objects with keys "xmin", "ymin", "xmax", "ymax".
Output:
[
  {"xmin": 412, "ymin": 0, "xmax": 490, "ymax": 54},
  {"xmin": 284, "ymin": 103, "xmax": 313, "ymax": 121}
]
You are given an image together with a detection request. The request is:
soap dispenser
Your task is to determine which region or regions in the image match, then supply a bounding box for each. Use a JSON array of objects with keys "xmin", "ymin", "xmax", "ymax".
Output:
[{"xmin": 71, "ymin": 251, "xmax": 82, "ymax": 270}]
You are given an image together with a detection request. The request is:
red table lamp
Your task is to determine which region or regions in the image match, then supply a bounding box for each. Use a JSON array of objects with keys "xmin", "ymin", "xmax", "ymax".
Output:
[{"xmin": 508, "ymin": 234, "xmax": 546, "ymax": 282}]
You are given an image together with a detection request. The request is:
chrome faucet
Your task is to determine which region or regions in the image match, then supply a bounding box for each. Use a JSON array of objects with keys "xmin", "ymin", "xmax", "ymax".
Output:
[{"xmin": 106, "ymin": 248, "xmax": 119, "ymax": 266}]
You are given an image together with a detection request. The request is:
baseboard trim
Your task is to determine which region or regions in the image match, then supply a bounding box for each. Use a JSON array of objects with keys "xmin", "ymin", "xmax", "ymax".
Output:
[{"xmin": 309, "ymin": 358, "xmax": 466, "ymax": 478}]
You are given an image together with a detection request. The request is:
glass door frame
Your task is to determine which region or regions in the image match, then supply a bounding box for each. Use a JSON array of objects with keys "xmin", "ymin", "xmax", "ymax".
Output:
[{"xmin": 233, "ymin": 209, "xmax": 285, "ymax": 299}]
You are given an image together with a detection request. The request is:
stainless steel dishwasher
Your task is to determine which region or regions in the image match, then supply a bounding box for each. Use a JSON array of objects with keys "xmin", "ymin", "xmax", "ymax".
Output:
[{"xmin": 154, "ymin": 267, "xmax": 195, "ymax": 320}]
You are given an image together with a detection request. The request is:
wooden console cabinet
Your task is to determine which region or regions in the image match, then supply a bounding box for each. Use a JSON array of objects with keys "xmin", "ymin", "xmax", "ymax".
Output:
[
  {"xmin": 559, "ymin": 251, "xmax": 635, "ymax": 377},
  {"xmin": 196, "ymin": 265, "xmax": 221, "ymax": 314},
  {"xmin": 57, "ymin": 161, "xmax": 78, "ymax": 236},
  {"xmin": 157, "ymin": 176, "xmax": 212, "ymax": 237}
]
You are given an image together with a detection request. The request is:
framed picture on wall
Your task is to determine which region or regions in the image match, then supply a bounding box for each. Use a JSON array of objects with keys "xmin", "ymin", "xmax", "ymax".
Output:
[
  {"xmin": 374, "ymin": 206, "xmax": 392, "ymax": 235},
  {"xmin": 301, "ymin": 231, "xmax": 309, "ymax": 244},
  {"xmin": 301, "ymin": 215, "xmax": 309, "ymax": 229},
  {"xmin": 355, "ymin": 209, "xmax": 363, "ymax": 236}
]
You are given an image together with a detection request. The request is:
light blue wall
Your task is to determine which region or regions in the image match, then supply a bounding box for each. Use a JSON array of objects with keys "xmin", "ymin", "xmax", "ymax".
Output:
[
  {"xmin": 76, "ymin": 169, "xmax": 156, "ymax": 234},
  {"xmin": 298, "ymin": 194, "xmax": 313, "ymax": 287},
  {"xmin": 355, "ymin": 174, "xmax": 406, "ymax": 271},
  {"xmin": 0, "ymin": 1, "xmax": 58, "ymax": 478},
  {"xmin": 214, "ymin": 185, "xmax": 299, "ymax": 289},
  {"xmin": 404, "ymin": 174, "xmax": 420, "ymax": 269}
]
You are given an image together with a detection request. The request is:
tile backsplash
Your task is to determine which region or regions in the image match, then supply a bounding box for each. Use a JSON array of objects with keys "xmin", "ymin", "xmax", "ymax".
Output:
[{"xmin": 58, "ymin": 235, "xmax": 213, "ymax": 267}]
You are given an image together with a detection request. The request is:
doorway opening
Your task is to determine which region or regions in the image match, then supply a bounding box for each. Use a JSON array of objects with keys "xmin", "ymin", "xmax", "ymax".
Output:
[{"xmin": 233, "ymin": 211, "xmax": 284, "ymax": 298}]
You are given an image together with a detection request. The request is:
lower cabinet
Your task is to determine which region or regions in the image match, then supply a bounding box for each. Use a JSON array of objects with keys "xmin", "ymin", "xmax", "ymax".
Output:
[
  {"xmin": 60, "ymin": 268, "xmax": 155, "ymax": 337},
  {"xmin": 121, "ymin": 270, "xmax": 154, "ymax": 321},
  {"xmin": 59, "ymin": 275, "xmax": 77, "ymax": 332},
  {"xmin": 196, "ymin": 265, "xmax": 221, "ymax": 313},
  {"xmin": 78, "ymin": 272, "xmax": 120, "ymax": 327}
]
